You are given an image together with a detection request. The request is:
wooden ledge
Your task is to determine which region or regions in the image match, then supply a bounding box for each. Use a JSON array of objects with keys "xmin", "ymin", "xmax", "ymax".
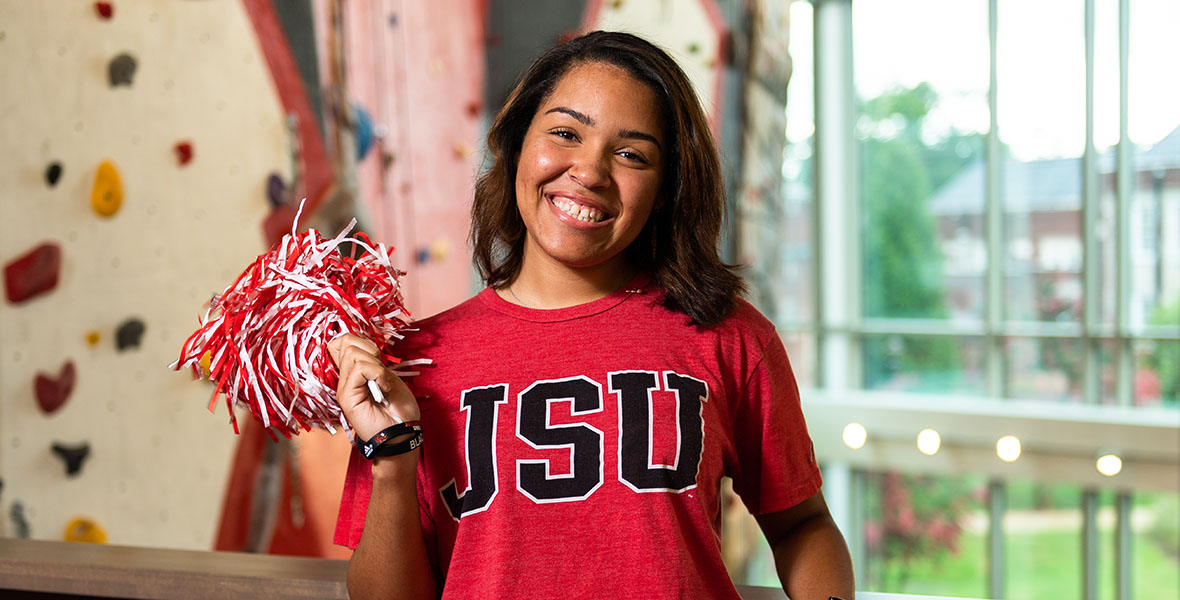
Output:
[
  {"xmin": 0, "ymin": 538, "xmax": 347, "ymax": 599},
  {"xmin": 0, "ymin": 537, "xmax": 793, "ymax": 599}
]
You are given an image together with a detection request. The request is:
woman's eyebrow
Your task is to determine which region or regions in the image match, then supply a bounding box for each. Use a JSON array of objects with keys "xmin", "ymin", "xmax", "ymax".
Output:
[
  {"xmin": 619, "ymin": 129, "xmax": 661, "ymax": 150},
  {"xmin": 545, "ymin": 106, "xmax": 595, "ymax": 126},
  {"xmin": 545, "ymin": 106, "xmax": 662, "ymax": 150}
]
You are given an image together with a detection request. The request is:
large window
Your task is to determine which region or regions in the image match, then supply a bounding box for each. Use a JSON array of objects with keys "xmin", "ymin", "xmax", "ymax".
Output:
[{"xmin": 744, "ymin": 0, "xmax": 1180, "ymax": 596}]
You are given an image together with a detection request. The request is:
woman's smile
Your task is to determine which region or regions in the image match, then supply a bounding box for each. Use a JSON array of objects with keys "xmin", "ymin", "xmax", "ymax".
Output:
[
  {"xmin": 514, "ymin": 61, "xmax": 664, "ymax": 270},
  {"xmin": 546, "ymin": 192, "xmax": 613, "ymax": 226}
]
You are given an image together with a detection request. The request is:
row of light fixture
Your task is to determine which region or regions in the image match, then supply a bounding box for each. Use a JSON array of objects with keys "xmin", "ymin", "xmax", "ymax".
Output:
[{"xmin": 841, "ymin": 422, "xmax": 1124, "ymax": 476}]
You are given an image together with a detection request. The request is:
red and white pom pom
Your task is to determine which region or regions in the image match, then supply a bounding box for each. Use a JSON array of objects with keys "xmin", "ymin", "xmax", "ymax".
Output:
[{"xmin": 170, "ymin": 201, "xmax": 425, "ymax": 439}]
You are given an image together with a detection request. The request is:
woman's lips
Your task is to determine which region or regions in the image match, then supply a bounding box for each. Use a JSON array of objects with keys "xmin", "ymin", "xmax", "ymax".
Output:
[{"xmin": 546, "ymin": 194, "xmax": 614, "ymax": 228}]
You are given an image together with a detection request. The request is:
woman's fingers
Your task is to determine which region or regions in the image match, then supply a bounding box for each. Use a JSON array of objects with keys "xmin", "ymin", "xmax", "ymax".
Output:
[
  {"xmin": 328, "ymin": 333, "xmax": 421, "ymax": 439},
  {"xmin": 328, "ymin": 333, "xmax": 379, "ymax": 366}
]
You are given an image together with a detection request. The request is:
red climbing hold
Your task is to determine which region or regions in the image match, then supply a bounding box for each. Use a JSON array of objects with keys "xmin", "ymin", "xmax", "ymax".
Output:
[
  {"xmin": 95, "ymin": 2, "xmax": 113, "ymax": 19},
  {"xmin": 262, "ymin": 203, "xmax": 298, "ymax": 248},
  {"xmin": 4, "ymin": 242, "xmax": 62, "ymax": 304},
  {"xmin": 36, "ymin": 361, "xmax": 76, "ymax": 415},
  {"xmin": 175, "ymin": 141, "xmax": 194, "ymax": 166}
]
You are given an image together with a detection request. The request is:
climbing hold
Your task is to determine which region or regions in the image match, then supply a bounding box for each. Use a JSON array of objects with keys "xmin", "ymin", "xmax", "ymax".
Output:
[
  {"xmin": 4, "ymin": 242, "xmax": 62, "ymax": 304},
  {"xmin": 64, "ymin": 517, "xmax": 107, "ymax": 544},
  {"xmin": 266, "ymin": 173, "xmax": 287, "ymax": 207},
  {"xmin": 388, "ymin": 13, "xmax": 398, "ymax": 27},
  {"xmin": 35, "ymin": 360, "xmax": 76, "ymax": 415},
  {"xmin": 262, "ymin": 203, "xmax": 298, "ymax": 247},
  {"xmin": 85, "ymin": 330, "xmax": 101, "ymax": 346},
  {"xmin": 174, "ymin": 141, "xmax": 194, "ymax": 166},
  {"xmin": 45, "ymin": 162, "xmax": 63, "ymax": 187},
  {"xmin": 94, "ymin": 2, "xmax": 113, "ymax": 19},
  {"xmin": 453, "ymin": 143, "xmax": 470, "ymax": 161},
  {"xmin": 688, "ymin": 42, "xmax": 701, "ymax": 55},
  {"xmin": 430, "ymin": 238, "xmax": 451, "ymax": 262},
  {"xmin": 10, "ymin": 502, "xmax": 30, "ymax": 539},
  {"xmin": 108, "ymin": 53, "xmax": 136, "ymax": 87},
  {"xmin": 465, "ymin": 101, "xmax": 481, "ymax": 119},
  {"xmin": 51, "ymin": 442, "xmax": 91, "ymax": 477},
  {"xmin": 115, "ymin": 317, "xmax": 145, "ymax": 351},
  {"xmin": 90, "ymin": 160, "xmax": 123, "ymax": 217},
  {"xmin": 198, "ymin": 350, "xmax": 213, "ymax": 378},
  {"xmin": 416, "ymin": 248, "xmax": 431, "ymax": 265},
  {"xmin": 354, "ymin": 105, "xmax": 374, "ymax": 160}
]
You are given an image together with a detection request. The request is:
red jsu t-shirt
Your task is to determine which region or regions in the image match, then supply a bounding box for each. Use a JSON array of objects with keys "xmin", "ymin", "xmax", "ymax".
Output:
[{"xmin": 335, "ymin": 277, "xmax": 821, "ymax": 599}]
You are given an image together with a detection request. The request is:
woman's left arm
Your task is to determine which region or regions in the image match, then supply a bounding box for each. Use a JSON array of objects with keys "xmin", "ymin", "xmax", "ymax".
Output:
[{"xmin": 754, "ymin": 489, "xmax": 855, "ymax": 600}]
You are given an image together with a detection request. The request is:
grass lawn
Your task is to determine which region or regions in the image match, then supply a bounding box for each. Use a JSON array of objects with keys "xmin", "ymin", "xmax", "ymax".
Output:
[{"xmin": 860, "ymin": 530, "xmax": 1178, "ymax": 599}]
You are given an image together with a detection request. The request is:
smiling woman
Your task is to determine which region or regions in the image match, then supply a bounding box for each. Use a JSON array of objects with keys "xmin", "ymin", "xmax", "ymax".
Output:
[
  {"xmin": 511, "ymin": 61, "xmax": 663, "ymax": 294},
  {"xmin": 330, "ymin": 31, "xmax": 854, "ymax": 600},
  {"xmin": 472, "ymin": 31, "xmax": 744, "ymax": 327}
]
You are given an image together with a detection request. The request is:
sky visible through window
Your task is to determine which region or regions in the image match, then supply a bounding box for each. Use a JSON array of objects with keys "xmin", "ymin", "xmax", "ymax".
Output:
[{"xmin": 790, "ymin": 0, "xmax": 1180, "ymax": 160}]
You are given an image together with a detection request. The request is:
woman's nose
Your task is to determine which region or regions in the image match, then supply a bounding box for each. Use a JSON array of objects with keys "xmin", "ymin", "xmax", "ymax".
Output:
[{"xmin": 568, "ymin": 151, "xmax": 610, "ymax": 189}]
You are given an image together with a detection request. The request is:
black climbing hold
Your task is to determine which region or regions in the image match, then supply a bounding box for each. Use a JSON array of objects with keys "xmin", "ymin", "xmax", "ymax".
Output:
[
  {"xmin": 10, "ymin": 501, "xmax": 30, "ymax": 539},
  {"xmin": 46, "ymin": 162, "xmax": 63, "ymax": 187},
  {"xmin": 266, "ymin": 173, "xmax": 286, "ymax": 208},
  {"xmin": 51, "ymin": 442, "xmax": 91, "ymax": 477},
  {"xmin": 115, "ymin": 317, "xmax": 145, "ymax": 351},
  {"xmin": 108, "ymin": 53, "xmax": 137, "ymax": 87}
]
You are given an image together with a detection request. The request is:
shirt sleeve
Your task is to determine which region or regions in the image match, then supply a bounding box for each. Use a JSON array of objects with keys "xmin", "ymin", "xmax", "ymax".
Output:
[
  {"xmin": 333, "ymin": 448, "xmax": 371, "ymax": 549},
  {"xmin": 729, "ymin": 333, "xmax": 823, "ymax": 515}
]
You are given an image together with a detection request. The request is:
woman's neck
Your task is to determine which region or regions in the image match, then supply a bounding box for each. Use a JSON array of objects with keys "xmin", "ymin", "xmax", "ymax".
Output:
[{"xmin": 502, "ymin": 249, "xmax": 637, "ymax": 310}]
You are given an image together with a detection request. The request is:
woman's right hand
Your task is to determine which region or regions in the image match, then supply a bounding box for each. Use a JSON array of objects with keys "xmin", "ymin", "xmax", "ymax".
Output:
[{"xmin": 327, "ymin": 333, "xmax": 420, "ymax": 443}]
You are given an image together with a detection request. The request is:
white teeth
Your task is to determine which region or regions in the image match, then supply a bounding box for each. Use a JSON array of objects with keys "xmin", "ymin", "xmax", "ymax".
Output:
[{"xmin": 552, "ymin": 196, "xmax": 605, "ymax": 222}]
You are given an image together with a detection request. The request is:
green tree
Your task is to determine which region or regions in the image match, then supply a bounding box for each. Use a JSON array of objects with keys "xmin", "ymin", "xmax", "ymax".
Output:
[
  {"xmin": 1147, "ymin": 295, "xmax": 1180, "ymax": 405},
  {"xmin": 860, "ymin": 83, "xmax": 974, "ymax": 388}
]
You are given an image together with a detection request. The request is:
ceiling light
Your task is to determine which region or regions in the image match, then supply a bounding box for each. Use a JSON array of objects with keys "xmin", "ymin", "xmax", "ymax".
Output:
[
  {"xmin": 842, "ymin": 422, "xmax": 867, "ymax": 450},
  {"xmin": 996, "ymin": 435, "xmax": 1021, "ymax": 462},
  {"xmin": 1096, "ymin": 454, "xmax": 1122, "ymax": 476},
  {"xmin": 917, "ymin": 428, "xmax": 941, "ymax": 456}
]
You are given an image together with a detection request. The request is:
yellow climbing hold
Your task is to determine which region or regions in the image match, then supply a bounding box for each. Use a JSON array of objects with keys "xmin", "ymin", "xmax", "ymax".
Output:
[
  {"xmin": 91, "ymin": 160, "xmax": 123, "ymax": 217},
  {"xmin": 85, "ymin": 330, "xmax": 101, "ymax": 346},
  {"xmin": 63, "ymin": 517, "xmax": 108, "ymax": 544},
  {"xmin": 199, "ymin": 350, "xmax": 213, "ymax": 378}
]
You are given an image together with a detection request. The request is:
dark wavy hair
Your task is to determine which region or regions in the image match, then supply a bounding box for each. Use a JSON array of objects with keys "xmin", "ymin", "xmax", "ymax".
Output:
[{"xmin": 470, "ymin": 30, "xmax": 745, "ymax": 327}]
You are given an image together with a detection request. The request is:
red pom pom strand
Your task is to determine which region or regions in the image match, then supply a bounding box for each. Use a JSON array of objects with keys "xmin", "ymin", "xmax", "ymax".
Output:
[{"xmin": 171, "ymin": 201, "xmax": 421, "ymax": 439}]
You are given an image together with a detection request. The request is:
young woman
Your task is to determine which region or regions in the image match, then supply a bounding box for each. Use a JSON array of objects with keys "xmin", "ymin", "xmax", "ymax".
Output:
[{"xmin": 329, "ymin": 31, "xmax": 855, "ymax": 600}]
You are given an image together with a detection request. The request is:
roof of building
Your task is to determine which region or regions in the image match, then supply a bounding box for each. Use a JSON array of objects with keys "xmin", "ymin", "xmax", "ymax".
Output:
[{"xmin": 928, "ymin": 125, "xmax": 1179, "ymax": 215}]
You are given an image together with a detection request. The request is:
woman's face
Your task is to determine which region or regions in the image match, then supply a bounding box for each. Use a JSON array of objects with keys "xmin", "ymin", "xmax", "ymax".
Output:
[{"xmin": 514, "ymin": 61, "xmax": 664, "ymax": 272}]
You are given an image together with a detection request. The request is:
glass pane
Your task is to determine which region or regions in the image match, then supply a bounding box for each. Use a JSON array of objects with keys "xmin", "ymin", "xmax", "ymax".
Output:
[
  {"xmin": 1133, "ymin": 338, "xmax": 1180, "ymax": 408},
  {"xmin": 1128, "ymin": 0, "xmax": 1180, "ymax": 331},
  {"xmin": 781, "ymin": 330, "xmax": 817, "ymax": 389},
  {"xmin": 1097, "ymin": 491, "xmax": 1117, "ymax": 600},
  {"xmin": 1095, "ymin": 0, "xmax": 1120, "ymax": 327},
  {"xmin": 1006, "ymin": 481, "xmax": 1083, "ymax": 599},
  {"xmin": 863, "ymin": 334, "xmax": 985, "ymax": 394},
  {"xmin": 861, "ymin": 471, "xmax": 989, "ymax": 597},
  {"xmin": 1005, "ymin": 337, "xmax": 1085, "ymax": 402},
  {"xmin": 1098, "ymin": 339, "xmax": 1119, "ymax": 406},
  {"xmin": 1133, "ymin": 491, "xmax": 1180, "ymax": 599},
  {"xmin": 998, "ymin": 0, "xmax": 1084, "ymax": 324},
  {"xmin": 744, "ymin": 0, "xmax": 813, "ymax": 326},
  {"xmin": 854, "ymin": 0, "xmax": 989, "ymax": 322}
]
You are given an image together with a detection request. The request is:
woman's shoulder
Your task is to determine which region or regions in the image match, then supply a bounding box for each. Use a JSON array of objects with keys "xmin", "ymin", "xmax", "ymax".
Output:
[{"xmin": 391, "ymin": 292, "xmax": 489, "ymax": 355}]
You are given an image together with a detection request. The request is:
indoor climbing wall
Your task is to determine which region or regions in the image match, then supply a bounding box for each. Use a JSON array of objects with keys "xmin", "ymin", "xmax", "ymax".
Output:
[
  {"xmin": 0, "ymin": 0, "xmax": 291, "ymax": 549},
  {"xmin": 318, "ymin": 0, "xmax": 485, "ymax": 316},
  {"xmin": 584, "ymin": 0, "xmax": 726, "ymax": 137}
]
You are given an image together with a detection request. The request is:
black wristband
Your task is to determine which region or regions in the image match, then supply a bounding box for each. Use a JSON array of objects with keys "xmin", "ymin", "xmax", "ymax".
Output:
[{"xmin": 357, "ymin": 421, "xmax": 422, "ymax": 459}]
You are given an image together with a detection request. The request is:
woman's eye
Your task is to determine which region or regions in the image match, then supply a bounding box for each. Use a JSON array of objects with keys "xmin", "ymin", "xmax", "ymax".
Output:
[
  {"xmin": 619, "ymin": 150, "xmax": 648, "ymax": 164},
  {"xmin": 550, "ymin": 129, "xmax": 577, "ymax": 141}
]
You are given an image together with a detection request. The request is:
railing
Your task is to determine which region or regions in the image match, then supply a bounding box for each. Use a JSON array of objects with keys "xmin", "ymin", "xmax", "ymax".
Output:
[{"xmin": 0, "ymin": 538, "xmax": 986, "ymax": 599}]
